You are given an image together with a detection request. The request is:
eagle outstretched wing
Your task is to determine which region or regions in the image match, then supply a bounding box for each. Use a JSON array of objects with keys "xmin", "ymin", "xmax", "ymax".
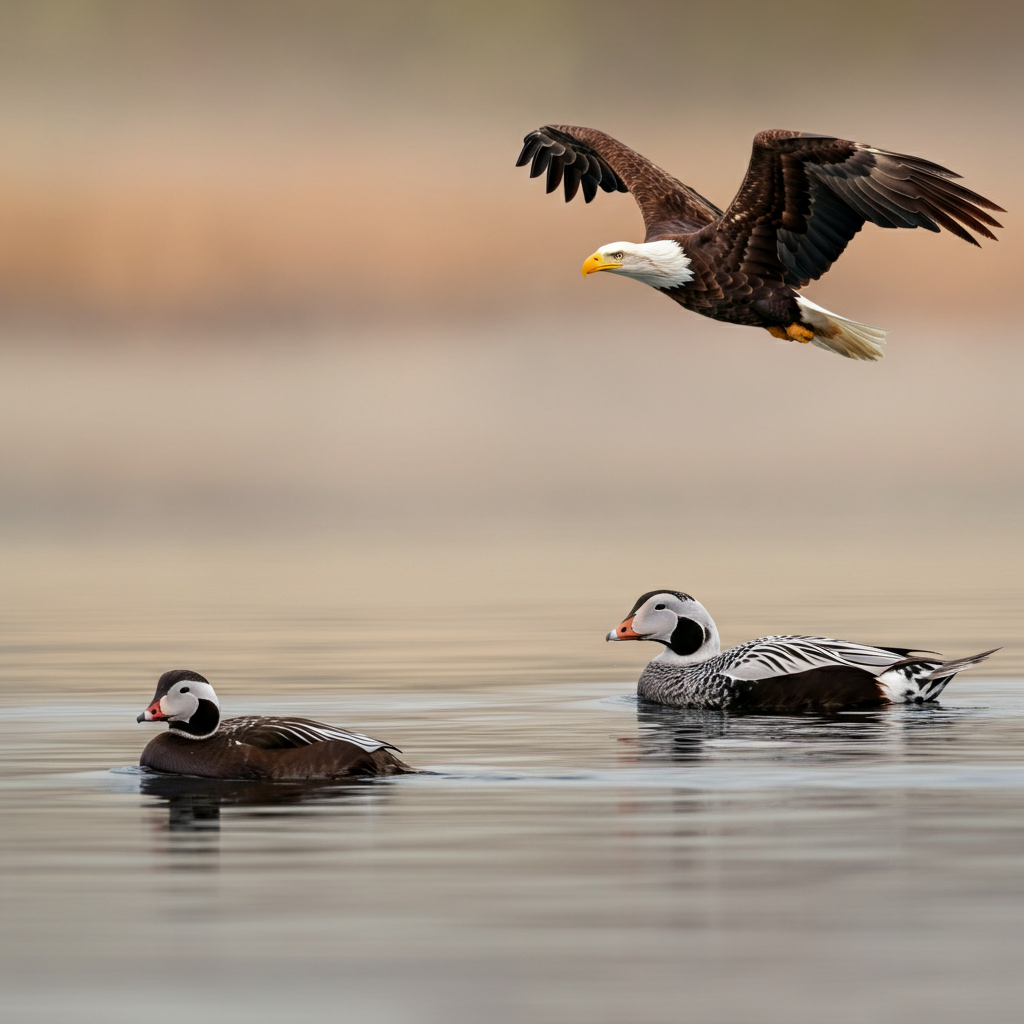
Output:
[
  {"xmin": 717, "ymin": 130, "xmax": 1005, "ymax": 288},
  {"xmin": 516, "ymin": 125, "xmax": 723, "ymax": 236},
  {"xmin": 221, "ymin": 715, "xmax": 400, "ymax": 754}
]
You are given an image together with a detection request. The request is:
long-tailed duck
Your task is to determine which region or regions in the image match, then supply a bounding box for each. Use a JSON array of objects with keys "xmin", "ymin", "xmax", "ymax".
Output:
[{"xmin": 607, "ymin": 590, "xmax": 996, "ymax": 710}]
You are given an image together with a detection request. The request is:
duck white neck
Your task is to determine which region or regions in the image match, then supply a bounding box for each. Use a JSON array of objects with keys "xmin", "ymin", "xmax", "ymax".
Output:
[{"xmin": 653, "ymin": 645, "xmax": 716, "ymax": 667}]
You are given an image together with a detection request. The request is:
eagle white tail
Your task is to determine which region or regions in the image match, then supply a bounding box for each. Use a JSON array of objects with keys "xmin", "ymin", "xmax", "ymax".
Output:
[{"xmin": 796, "ymin": 297, "xmax": 889, "ymax": 362}]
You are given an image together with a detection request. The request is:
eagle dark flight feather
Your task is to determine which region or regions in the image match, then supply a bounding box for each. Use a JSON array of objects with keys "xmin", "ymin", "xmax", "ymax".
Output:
[
  {"xmin": 516, "ymin": 125, "xmax": 723, "ymax": 236},
  {"xmin": 716, "ymin": 129, "xmax": 1004, "ymax": 288}
]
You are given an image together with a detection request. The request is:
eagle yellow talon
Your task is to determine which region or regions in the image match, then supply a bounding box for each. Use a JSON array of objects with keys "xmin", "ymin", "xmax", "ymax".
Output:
[{"xmin": 766, "ymin": 324, "xmax": 815, "ymax": 343}]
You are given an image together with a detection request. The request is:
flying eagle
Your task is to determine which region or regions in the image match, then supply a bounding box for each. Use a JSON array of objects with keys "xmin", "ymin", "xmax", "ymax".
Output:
[{"xmin": 516, "ymin": 126, "xmax": 1004, "ymax": 360}]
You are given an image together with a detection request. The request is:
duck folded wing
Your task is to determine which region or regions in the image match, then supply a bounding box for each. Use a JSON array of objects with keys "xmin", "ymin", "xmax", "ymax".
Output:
[
  {"xmin": 220, "ymin": 716, "xmax": 400, "ymax": 753},
  {"xmin": 721, "ymin": 636, "xmax": 908, "ymax": 681}
]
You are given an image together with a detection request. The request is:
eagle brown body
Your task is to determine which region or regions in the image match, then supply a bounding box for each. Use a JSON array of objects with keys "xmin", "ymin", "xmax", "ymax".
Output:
[{"xmin": 517, "ymin": 126, "xmax": 1004, "ymax": 359}]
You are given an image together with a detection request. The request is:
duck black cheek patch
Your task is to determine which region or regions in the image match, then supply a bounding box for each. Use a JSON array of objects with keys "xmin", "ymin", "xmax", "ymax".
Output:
[{"xmin": 669, "ymin": 617, "xmax": 705, "ymax": 657}]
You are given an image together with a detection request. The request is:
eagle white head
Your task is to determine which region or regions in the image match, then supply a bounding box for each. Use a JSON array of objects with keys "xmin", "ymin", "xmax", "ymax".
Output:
[{"xmin": 582, "ymin": 241, "xmax": 694, "ymax": 290}]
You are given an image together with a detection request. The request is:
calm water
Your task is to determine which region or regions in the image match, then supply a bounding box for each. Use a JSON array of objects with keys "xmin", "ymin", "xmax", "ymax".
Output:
[{"xmin": 2, "ymin": 534, "xmax": 1024, "ymax": 1024}]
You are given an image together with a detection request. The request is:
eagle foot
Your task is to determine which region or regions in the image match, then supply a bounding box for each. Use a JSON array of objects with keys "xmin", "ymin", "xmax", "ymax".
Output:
[
  {"xmin": 766, "ymin": 326, "xmax": 788, "ymax": 340},
  {"xmin": 785, "ymin": 323, "xmax": 814, "ymax": 343}
]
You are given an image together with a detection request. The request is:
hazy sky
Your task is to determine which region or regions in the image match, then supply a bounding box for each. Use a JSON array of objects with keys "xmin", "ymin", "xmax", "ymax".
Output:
[
  {"xmin": 0, "ymin": 0, "xmax": 1017, "ymax": 320},
  {"xmin": 0, "ymin": 1, "xmax": 1018, "ymax": 562}
]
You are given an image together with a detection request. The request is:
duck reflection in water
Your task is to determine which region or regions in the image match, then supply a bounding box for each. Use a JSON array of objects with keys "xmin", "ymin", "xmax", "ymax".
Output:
[
  {"xmin": 634, "ymin": 699, "xmax": 954, "ymax": 765},
  {"xmin": 140, "ymin": 773, "xmax": 388, "ymax": 835}
]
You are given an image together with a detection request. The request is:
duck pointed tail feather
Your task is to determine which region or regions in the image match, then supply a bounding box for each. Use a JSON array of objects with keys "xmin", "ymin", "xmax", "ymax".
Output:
[
  {"xmin": 875, "ymin": 648, "xmax": 998, "ymax": 702},
  {"xmin": 796, "ymin": 297, "xmax": 888, "ymax": 361},
  {"xmin": 919, "ymin": 648, "xmax": 1001, "ymax": 681}
]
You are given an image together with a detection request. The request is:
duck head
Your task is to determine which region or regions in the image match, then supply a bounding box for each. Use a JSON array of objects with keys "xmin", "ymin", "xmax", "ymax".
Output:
[
  {"xmin": 137, "ymin": 669, "xmax": 221, "ymax": 739},
  {"xmin": 606, "ymin": 590, "xmax": 721, "ymax": 664}
]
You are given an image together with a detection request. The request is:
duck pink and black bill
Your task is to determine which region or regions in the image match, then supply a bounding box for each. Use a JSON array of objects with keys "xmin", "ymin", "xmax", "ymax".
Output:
[
  {"xmin": 607, "ymin": 616, "xmax": 643, "ymax": 641},
  {"xmin": 137, "ymin": 699, "xmax": 166, "ymax": 723}
]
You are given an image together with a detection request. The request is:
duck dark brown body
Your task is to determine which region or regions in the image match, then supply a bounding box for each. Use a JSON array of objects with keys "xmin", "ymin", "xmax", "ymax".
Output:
[{"xmin": 137, "ymin": 670, "xmax": 412, "ymax": 780}]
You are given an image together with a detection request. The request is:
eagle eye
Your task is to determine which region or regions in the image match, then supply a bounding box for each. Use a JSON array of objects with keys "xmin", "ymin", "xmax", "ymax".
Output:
[{"xmin": 612, "ymin": 251, "xmax": 623, "ymax": 260}]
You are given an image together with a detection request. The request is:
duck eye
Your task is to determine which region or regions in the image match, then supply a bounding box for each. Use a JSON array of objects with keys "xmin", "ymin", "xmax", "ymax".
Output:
[
  {"xmin": 655, "ymin": 604, "xmax": 665, "ymax": 610},
  {"xmin": 180, "ymin": 686, "xmax": 190, "ymax": 693}
]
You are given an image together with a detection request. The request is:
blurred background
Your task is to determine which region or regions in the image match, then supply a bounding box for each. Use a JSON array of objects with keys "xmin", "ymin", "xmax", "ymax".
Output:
[
  {"xmin": 0, "ymin": 0, "xmax": 1021, "ymax": 679},
  {"xmin": 2, "ymin": 12, "xmax": 1023, "ymax": 1024}
]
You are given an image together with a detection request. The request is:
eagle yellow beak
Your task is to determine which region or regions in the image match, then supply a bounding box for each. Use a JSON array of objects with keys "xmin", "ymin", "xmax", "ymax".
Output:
[{"xmin": 582, "ymin": 251, "xmax": 622, "ymax": 278}]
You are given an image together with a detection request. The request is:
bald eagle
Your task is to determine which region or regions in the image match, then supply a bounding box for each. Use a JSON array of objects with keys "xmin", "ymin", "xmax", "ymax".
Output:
[{"xmin": 516, "ymin": 127, "xmax": 1003, "ymax": 360}]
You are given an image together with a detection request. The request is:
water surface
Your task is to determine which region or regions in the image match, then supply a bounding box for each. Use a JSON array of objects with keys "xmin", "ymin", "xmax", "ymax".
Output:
[{"xmin": 2, "ymin": 534, "xmax": 1024, "ymax": 1024}]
